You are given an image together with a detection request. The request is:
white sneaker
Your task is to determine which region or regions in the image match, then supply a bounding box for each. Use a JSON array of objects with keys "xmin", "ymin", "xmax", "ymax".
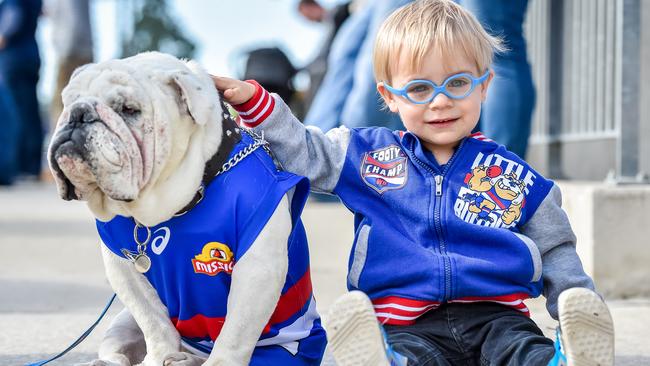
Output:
[
  {"xmin": 325, "ymin": 291, "xmax": 393, "ymax": 366},
  {"xmin": 556, "ymin": 287, "xmax": 615, "ymax": 366}
]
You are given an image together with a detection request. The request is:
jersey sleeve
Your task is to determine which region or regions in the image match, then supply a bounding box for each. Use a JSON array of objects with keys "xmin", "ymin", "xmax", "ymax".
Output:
[{"xmin": 229, "ymin": 149, "xmax": 310, "ymax": 259}]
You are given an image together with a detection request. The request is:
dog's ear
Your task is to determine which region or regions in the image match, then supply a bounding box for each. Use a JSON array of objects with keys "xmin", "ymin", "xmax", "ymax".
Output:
[{"xmin": 167, "ymin": 63, "xmax": 221, "ymax": 125}]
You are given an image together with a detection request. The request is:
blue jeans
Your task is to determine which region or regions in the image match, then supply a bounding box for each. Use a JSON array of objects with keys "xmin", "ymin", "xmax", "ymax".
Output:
[
  {"xmin": 304, "ymin": 0, "xmax": 411, "ymax": 131},
  {"xmin": 458, "ymin": 0, "xmax": 535, "ymax": 159},
  {"xmin": 384, "ymin": 302, "xmax": 555, "ymax": 366}
]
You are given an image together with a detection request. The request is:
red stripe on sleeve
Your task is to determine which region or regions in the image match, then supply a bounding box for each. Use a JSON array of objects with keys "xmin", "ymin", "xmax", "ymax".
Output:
[{"xmin": 232, "ymin": 80, "xmax": 275, "ymax": 128}]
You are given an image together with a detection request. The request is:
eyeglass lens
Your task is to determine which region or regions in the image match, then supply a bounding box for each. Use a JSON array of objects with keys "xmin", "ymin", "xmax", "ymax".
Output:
[{"xmin": 405, "ymin": 75, "xmax": 473, "ymax": 102}]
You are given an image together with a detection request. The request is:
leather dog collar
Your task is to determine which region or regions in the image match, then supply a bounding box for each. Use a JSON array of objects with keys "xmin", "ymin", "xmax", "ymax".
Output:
[{"xmin": 175, "ymin": 100, "xmax": 242, "ymax": 216}]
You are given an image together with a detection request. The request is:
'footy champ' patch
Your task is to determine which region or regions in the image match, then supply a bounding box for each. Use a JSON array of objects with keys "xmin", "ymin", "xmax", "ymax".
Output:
[{"xmin": 360, "ymin": 145, "xmax": 408, "ymax": 193}]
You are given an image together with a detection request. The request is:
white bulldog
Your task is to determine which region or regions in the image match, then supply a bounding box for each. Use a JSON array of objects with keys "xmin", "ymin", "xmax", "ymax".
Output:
[{"xmin": 48, "ymin": 52, "xmax": 325, "ymax": 366}]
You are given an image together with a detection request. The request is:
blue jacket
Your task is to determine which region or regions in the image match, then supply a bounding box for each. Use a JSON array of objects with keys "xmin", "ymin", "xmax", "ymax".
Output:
[
  {"xmin": 97, "ymin": 133, "xmax": 326, "ymax": 364},
  {"xmin": 334, "ymin": 129, "xmax": 551, "ymax": 324},
  {"xmin": 234, "ymin": 87, "xmax": 595, "ymax": 323}
]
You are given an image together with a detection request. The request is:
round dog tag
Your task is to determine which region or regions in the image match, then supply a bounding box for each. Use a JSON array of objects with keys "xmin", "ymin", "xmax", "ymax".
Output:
[{"xmin": 134, "ymin": 254, "xmax": 151, "ymax": 273}]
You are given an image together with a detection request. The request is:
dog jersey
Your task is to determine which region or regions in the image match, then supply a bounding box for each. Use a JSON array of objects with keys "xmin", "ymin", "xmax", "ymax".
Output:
[{"xmin": 96, "ymin": 132, "xmax": 326, "ymax": 365}]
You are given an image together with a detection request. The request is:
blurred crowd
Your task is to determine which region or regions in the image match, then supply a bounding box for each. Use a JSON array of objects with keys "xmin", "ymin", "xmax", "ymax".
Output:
[
  {"xmin": 0, "ymin": 0, "xmax": 92, "ymax": 186},
  {"xmin": 0, "ymin": 0, "xmax": 534, "ymax": 187},
  {"xmin": 251, "ymin": 0, "xmax": 535, "ymax": 157}
]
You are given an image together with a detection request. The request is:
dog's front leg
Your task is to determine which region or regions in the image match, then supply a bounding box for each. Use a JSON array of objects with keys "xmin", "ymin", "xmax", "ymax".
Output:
[
  {"xmin": 101, "ymin": 245, "xmax": 181, "ymax": 365},
  {"xmin": 204, "ymin": 195, "xmax": 292, "ymax": 366}
]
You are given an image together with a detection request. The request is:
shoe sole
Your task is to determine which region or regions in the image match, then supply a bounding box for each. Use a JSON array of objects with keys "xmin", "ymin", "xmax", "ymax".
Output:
[
  {"xmin": 326, "ymin": 291, "xmax": 391, "ymax": 366},
  {"xmin": 558, "ymin": 288, "xmax": 615, "ymax": 366}
]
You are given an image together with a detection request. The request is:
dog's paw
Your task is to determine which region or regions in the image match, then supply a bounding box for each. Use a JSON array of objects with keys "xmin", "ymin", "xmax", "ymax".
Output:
[{"xmin": 162, "ymin": 352, "xmax": 205, "ymax": 366}]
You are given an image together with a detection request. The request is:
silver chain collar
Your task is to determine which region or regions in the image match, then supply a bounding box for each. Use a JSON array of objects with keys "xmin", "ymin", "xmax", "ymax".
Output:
[
  {"xmin": 216, "ymin": 130, "xmax": 269, "ymax": 176},
  {"xmin": 123, "ymin": 128, "xmax": 269, "ymax": 273}
]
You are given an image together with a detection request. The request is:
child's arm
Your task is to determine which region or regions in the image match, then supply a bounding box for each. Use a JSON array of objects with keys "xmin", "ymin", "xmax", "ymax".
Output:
[
  {"xmin": 213, "ymin": 76, "xmax": 350, "ymax": 194},
  {"xmin": 520, "ymin": 184, "xmax": 596, "ymax": 320}
]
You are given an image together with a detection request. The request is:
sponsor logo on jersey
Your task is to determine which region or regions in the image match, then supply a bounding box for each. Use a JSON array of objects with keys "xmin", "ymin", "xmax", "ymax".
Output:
[
  {"xmin": 192, "ymin": 242, "xmax": 235, "ymax": 276},
  {"xmin": 360, "ymin": 145, "xmax": 408, "ymax": 193}
]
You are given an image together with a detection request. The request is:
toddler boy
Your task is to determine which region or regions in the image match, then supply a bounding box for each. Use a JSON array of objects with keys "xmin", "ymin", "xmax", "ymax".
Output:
[{"xmin": 213, "ymin": 1, "xmax": 614, "ymax": 364}]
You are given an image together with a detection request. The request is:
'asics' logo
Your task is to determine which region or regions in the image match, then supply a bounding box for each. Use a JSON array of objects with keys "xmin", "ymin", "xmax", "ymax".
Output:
[{"xmin": 151, "ymin": 227, "xmax": 171, "ymax": 255}]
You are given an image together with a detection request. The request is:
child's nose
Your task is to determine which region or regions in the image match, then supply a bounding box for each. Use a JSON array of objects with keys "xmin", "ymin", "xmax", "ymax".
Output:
[{"xmin": 428, "ymin": 92, "xmax": 453, "ymax": 109}]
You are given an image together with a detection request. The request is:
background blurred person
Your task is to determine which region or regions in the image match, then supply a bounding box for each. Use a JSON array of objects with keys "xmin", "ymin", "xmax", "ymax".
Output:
[
  {"xmin": 457, "ymin": 0, "xmax": 535, "ymax": 158},
  {"xmin": 298, "ymin": 0, "xmax": 351, "ymax": 112},
  {"xmin": 0, "ymin": 0, "xmax": 44, "ymax": 180},
  {"xmin": 0, "ymin": 84, "xmax": 18, "ymax": 186},
  {"xmin": 304, "ymin": 0, "xmax": 413, "ymax": 131},
  {"xmin": 47, "ymin": 0, "xmax": 93, "ymax": 126}
]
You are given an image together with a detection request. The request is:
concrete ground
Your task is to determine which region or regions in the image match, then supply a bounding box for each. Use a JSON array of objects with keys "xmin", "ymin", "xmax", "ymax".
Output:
[{"xmin": 1, "ymin": 182, "xmax": 649, "ymax": 365}]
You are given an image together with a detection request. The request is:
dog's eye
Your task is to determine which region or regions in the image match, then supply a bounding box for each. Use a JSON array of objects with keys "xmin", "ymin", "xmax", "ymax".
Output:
[{"xmin": 121, "ymin": 105, "xmax": 141, "ymax": 118}]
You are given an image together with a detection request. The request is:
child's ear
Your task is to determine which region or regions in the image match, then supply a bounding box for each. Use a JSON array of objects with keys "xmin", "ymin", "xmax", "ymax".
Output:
[
  {"xmin": 377, "ymin": 82, "xmax": 399, "ymax": 113},
  {"xmin": 480, "ymin": 70, "xmax": 495, "ymax": 102}
]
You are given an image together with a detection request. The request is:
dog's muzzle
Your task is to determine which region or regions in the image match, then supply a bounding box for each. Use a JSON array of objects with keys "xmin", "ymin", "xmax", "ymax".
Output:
[{"xmin": 49, "ymin": 101, "xmax": 105, "ymax": 201}]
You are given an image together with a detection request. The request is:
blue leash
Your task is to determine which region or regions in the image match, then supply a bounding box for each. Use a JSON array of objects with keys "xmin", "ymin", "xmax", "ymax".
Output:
[{"xmin": 25, "ymin": 294, "xmax": 117, "ymax": 366}]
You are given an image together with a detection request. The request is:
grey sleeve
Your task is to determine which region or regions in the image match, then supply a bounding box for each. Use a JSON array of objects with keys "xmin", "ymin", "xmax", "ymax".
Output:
[
  {"xmin": 520, "ymin": 184, "xmax": 595, "ymax": 319},
  {"xmin": 251, "ymin": 94, "xmax": 351, "ymax": 193}
]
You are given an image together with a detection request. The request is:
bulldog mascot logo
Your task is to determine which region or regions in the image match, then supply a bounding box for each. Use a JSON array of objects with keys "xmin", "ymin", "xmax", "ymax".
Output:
[{"xmin": 455, "ymin": 164, "xmax": 527, "ymax": 228}]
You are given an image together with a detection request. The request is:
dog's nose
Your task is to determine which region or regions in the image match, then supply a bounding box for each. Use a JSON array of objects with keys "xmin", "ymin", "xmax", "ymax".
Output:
[{"xmin": 69, "ymin": 101, "xmax": 100, "ymax": 124}]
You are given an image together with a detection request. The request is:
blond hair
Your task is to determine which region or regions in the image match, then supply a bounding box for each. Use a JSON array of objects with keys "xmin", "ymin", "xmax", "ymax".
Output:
[{"xmin": 373, "ymin": 0, "xmax": 504, "ymax": 83}]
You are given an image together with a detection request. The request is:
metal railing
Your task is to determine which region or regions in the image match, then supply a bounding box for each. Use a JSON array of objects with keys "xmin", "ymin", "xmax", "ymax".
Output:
[{"xmin": 525, "ymin": 0, "xmax": 647, "ymax": 183}]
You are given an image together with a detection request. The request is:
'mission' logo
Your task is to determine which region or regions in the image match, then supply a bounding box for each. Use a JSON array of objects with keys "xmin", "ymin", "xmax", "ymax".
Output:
[{"xmin": 192, "ymin": 242, "xmax": 235, "ymax": 276}]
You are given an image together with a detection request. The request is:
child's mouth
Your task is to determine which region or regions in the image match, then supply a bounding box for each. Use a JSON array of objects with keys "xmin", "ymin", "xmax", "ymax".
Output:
[{"xmin": 426, "ymin": 117, "xmax": 459, "ymax": 125}]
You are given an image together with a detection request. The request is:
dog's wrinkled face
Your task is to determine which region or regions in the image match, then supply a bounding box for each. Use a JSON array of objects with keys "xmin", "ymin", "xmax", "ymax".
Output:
[
  {"xmin": 48, "ymin": 52, "xmax": 222, "ymax": 219},
  {"xmin": 49, "ymin": 66, "xmax": 154, "ymax": 202}
]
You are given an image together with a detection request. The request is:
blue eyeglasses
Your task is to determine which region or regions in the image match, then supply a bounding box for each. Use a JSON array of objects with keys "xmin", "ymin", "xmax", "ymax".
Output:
[{"xmin": 384, "ymin": 70, "xmax": 490, "ymax": 104}]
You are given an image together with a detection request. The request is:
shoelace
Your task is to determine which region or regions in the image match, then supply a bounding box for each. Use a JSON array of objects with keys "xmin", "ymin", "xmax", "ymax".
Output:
[
  {"xmin": 380, "ymin": 326, "xmax": 408, "ymax": 366},
  {"xmin": 547, "ymin": 328, "xmax": 568, "ymax": 366}
]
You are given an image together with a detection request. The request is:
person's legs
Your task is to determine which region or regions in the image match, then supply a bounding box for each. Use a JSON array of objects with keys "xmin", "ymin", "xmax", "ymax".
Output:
[
  {"xmin": 449, "ymin": 302, "xmax": 554, "ymax": 366},
  {"xmin": 6, "ymin": 60, "xmax": 44, "ymax": 177},
  {"xmin": 383, "ymin": 331, "xmax": 451, "ymax": 366},
  {"xmin": 326, "ymin": 292, "xmax": 471, "ymax": 366},
  {"xmin": 0, "ymin": 79, "xmax": 19, "ymax": 185},
  {"xmin": 458, "ymin": 0, "xmax": 535, "ymax": 158},
  {"xmin": 14, "ymin": 65, "xmax": 44, "ymax": 176}
]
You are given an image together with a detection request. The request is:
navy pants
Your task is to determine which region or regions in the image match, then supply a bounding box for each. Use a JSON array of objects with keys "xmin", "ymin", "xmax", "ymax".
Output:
[
  {"xmin": 0, "ymin": 82, "xmax": 19, "ymax": 185},
  {"xmin": 0, "ymin": 58, "xmax": 44, "ymax": 178},
  {"xmin": 384, "ymin": 302, "xmax": 555, "ymax": 366}
]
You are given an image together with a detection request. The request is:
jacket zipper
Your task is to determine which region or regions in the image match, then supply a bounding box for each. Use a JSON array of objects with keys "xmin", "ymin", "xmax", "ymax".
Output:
[{"xmin": 407, "ymin": 139, "xmax": 467, "ymax": 301}]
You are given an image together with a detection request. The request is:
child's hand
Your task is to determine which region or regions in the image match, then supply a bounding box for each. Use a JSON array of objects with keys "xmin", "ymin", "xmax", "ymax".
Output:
[{"xmin": 211, "ymin": 75, "xmax": 256, "ymax": 105}]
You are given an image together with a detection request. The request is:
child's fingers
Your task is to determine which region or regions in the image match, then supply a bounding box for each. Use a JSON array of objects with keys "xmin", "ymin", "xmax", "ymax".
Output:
[
  {"xmin": 210, "ymin": 74, "xmax": 256, "ymax": 104},
  {"xmin": 223, "ymin": 88, "xmax": 235, "ymax": 99},
  {"xmin": 210, "ymin": 75, "xmax": 238, "ymax": 91}
]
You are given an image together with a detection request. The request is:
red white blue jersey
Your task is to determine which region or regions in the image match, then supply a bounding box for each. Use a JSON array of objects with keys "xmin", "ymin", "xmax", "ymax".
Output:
[{"xmin": 96, "ymin": 132, "xmax": 326, "ymax": 365}]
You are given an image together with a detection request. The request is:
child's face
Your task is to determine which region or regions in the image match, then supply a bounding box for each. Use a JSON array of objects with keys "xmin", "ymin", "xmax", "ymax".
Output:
[{"xmin": 378, "ymin": 47, "xmax": 493, "ymax": 154}]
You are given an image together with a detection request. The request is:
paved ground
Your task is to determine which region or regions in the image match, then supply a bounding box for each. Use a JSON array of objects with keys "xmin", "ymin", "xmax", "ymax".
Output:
[{"xmin": 1, "ymin": 182, "xmax": 649, "ymax": 365}]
